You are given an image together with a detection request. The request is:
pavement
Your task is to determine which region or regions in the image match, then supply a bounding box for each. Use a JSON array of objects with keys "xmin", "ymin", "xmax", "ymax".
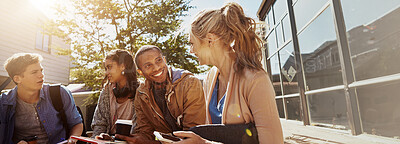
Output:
[{"xmin": 281, "ymin": 119, "xmax": 400, "ymax": 144}]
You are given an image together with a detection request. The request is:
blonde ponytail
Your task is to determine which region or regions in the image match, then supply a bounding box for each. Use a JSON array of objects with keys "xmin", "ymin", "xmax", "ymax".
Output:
[{"xmin": 191, "ymin": 2, "xmax": 263, "ymax": 74}]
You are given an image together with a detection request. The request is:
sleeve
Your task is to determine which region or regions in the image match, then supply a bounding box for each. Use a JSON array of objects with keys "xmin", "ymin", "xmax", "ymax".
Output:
[
  {"xmin": 60, "ymin": 85, "xmax": 83, "ymax": 129},
  {"xmin": 133, "ymin": 91, "xmax": 155, "ymax": 140},
  {"xmin": 181, "ymin": 76, "xmax": 206, "ymax": 129},
  {"xmin": 247, "ymin": 72, "xmax": 284, "ymax": 144},
  {"xmin": 91, "ymin": 88, "xmax": 110, "ymax": 137}
]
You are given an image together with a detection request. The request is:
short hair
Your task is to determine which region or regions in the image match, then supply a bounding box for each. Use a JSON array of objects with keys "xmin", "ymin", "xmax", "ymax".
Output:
[
  {"xmin": 4, "ymin": 53, "xmax": 43, "ymax": 84},
  {"xmin": 134, "ymin": 45, "xmax": 163, "ymax": 69}
]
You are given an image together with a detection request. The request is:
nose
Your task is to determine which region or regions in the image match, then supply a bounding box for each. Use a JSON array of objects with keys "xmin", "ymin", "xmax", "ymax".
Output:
[
  {"xmin": 190, "ymin": 45, "xmax": 194, "ymax": 53},
  {"xmin": 39, "ymin": 71, "xmax": 44, "ymax": 78}
]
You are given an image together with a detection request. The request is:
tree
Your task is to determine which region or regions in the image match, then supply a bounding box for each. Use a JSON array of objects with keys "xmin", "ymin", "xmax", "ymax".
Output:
[{"xmin": 49, "ymin": 0, "xmax": 204, "ymax": 91}]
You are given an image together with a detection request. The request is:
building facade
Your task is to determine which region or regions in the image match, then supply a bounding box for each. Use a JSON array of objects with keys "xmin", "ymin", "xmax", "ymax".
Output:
[
  {"xmin": 0, "ymin": 0, "xmax": 70, "ymax": 88},
  {"xmin": 258, "ymin": 0, "xmax": 400, "ymax": 138}
]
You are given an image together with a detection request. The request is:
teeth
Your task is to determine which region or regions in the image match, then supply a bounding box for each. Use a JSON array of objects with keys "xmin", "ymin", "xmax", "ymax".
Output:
[{"xmin": 154, "ymin": 71, "xmax": 163, "ymax": 77}]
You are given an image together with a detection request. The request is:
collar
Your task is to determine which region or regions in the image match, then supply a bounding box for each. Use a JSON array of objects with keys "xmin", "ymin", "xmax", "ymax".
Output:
[
  {"xmin": 138, "ymin": 67, "xmax": 172, "ymax": 96},
  {"xmin": 1, "ymin": 85, "xmax": 47, "ymax": 105}
]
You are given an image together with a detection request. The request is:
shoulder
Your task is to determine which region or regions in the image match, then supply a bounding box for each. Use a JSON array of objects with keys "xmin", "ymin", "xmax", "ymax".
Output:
[{"xmin": 240, "ymin": 68, "xmax": 269, "ymax": 82}]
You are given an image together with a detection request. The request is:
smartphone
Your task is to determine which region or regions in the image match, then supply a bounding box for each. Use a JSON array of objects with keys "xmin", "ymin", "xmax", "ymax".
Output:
[{"xmin": 153, "ymin": 131, "xmax": 182, "ymax": 143}]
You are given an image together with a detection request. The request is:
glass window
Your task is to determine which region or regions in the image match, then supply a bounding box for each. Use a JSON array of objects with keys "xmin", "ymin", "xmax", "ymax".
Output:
[
  {"xmin": 342, "ymin": 0, "xmax": 400, "ymax": 81},
  {"xmin": 356, "ymin": 80, "xmax": 400, "ymax": 138},
  {"xmin": 276, "ymin": 98, "xmax": 285, "ymax": 118},
  {"xmin": 35, "ymin": 31, "xmax": 43, "ymax": 49},
  {"xmin": 286, "ymin": 97, "xmax": 302, "ymax": 121},
  {"xmin": 282, "ymin": 15, "xmax": 292, "ymax": 42},
  {"xmin": 269, "ymin": 54, "xmax": 282, "ymax": 96},
  {"xmin": 266, "ymin": 9, "xmax": 274, "ymax": 31},
  {"xmin": 298, "ymin": 6, "xmax": 342, "ymax": 90},
  {"xmin": 293, "ymin": 0, "xmax": 329, "ymax": 31},
  {"xmin": 267, "ymin": 8, "xmax": 275, "ymax": 28},
  {"xmin": 266, "ymin": 30, "xmax": 277, "ymax": 57},
  {"xmin": 307, "ymin": 90, "xmax": 349, "ymax": 130},
  {"xmin": 43, "ymin": 35, "xmax": 50, "ymax": 52},
  {"xmin": 273, "ymin": 0, "xmax": 287, "ymax": 20},
  {"xmin": 279, "ymin": 42, "xmax": 298, "ymax": 95},
  {"xmin": 276, "ymin": 23, "xmax": 284, "ymax": 48}
]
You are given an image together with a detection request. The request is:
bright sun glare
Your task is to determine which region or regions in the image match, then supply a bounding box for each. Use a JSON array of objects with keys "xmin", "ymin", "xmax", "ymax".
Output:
[{"xmin": 28, "ymin": 0, "xmax": 67, "ymax": 19}]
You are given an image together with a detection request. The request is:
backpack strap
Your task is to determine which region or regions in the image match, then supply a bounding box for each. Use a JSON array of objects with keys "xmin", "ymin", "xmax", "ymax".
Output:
[{"xmin": 49, "ymin": 84, "xmax": 70, "ymax": 138}]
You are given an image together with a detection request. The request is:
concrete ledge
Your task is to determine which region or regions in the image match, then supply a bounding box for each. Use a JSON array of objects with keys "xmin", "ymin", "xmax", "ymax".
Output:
[{"xmin": 281, "ymin": 119, "xmax": 400, "ymax": 144}]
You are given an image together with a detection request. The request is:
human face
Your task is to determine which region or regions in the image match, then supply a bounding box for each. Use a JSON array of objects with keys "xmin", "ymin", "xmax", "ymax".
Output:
[
  {"xmin": 14, "ymin": 63, "xmax": 45, "ymax": 91},
  {"xmin": 189, "ymin": 34, "xmax": 212, "ymax": 65},
  {"xmin": 104, "ymin": 59, "xmax": 126, "ymax": 83},
  {"xmin": 136, "ymin": 49, "xmax": 168, "ymax": 83}
]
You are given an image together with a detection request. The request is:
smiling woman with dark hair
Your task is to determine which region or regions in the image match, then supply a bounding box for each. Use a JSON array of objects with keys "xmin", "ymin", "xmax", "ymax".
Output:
[{"xmin": 91, "ymin": 49, "xmax": 139, "ymax": 138}]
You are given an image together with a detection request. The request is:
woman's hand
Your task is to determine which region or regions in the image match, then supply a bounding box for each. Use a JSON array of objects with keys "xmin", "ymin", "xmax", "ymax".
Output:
[
  {"xmin": 173, "ymin": 131, "xmax": 216, "ymax": 144},
  {"xmin": 95, "ymin": 133, "xmax": 113, "ymax": 140},
  {"xmin": 115, "ymin": 134, "xmax": 160, "ymax": 144}
]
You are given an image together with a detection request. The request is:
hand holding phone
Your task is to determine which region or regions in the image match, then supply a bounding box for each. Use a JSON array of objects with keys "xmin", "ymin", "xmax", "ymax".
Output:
[{"xmin": 153, "ymin": 131, "xmax": 182, "ymax": 143}]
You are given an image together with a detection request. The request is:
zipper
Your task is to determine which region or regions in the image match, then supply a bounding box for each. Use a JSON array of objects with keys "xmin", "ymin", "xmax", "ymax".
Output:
[{"xmin": 138, "ymin": 90, "xmax": 164, "ymax": 120}]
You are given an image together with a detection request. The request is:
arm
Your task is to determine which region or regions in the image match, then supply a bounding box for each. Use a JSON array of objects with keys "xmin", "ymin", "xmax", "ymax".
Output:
[
  {"xmin": 247, "ymin": 72, "xmax": 284, "ymax": 144},
  {"xmin": 91, "ymin": 88, "xmax": 110, "ymax": 137},
  {"xmin": 133, "ymin": 91, "xmax": 156, "ymax": 141},
  {"xmin": 69, "ymin": 123, "xmax": 84, "ymax": 137},
  {"xmin": 181, "ymin": 76, "xmax": 206, "ymax": 129},
  {"xmin": 60, "ymin": 86, "xmax": 83, "ymax": 135}
]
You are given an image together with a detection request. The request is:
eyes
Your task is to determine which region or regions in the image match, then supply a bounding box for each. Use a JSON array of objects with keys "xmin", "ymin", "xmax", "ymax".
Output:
[
  {"xmin": 105, "ymin": 65, "xmax": 112, "ymax": 70},
  {"xmin": 143, "ymin": 57, "xmax": 163, "ymax": 69},
  {"xmin": 31, "ymin": 69, "xmax": 44, "ymax": 75}
]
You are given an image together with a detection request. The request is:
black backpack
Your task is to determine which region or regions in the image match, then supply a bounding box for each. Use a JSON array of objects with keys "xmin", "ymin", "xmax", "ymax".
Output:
[{"xmin": 49, "ymin": 85, "xmax": 87, "ymax": 138}]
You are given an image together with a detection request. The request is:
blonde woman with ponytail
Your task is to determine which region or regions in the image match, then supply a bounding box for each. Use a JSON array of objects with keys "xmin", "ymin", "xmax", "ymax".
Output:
[{"xmin": 173, "ymin": 2, "xmax": 283, "ymax": 144}]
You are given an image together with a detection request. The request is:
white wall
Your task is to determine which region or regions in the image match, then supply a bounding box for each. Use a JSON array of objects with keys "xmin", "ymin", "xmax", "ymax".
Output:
[{"xmin": 0, "ymin": 0, "xmax": 70, "ymax": 85}]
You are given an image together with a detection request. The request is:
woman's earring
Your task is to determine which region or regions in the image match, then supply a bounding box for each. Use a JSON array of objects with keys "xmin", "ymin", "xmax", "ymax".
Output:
[{"xmin": 121, "ymin": 71, "xmax": 125, "ymax": 75}]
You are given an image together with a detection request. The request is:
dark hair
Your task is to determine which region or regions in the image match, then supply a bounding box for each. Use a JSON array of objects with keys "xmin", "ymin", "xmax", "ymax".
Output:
[
  {"xmin": 103, "ymin": 49, "xmax": 138, "ymax": 98},
  {"xmin": 191, "ymin": 2, "xmax": 263, "ymax": 74},
  {"xmin": 134, "ymin": 45, "xmax": 163, "ymax": 70}
]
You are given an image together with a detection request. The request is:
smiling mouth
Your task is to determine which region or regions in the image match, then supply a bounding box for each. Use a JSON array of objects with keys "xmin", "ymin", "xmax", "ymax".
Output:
[
  {"xmin": 153, "ymin": 71, "xmax": 163, "ymax": 77},
  {"xmin": 37, "ymin": 80, "xmax": 44, "ymax": 83}
]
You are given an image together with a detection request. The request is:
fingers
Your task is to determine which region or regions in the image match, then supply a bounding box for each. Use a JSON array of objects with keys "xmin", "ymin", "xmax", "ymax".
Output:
[
  {"xmin": 173, "ymin": 131, "xmax": 197, "ymax": 138},
  {"xmin": 115, "ymin": 134, "xmax": 128, "ymax": 140},
  {"xmin": 17, "ymin": 141, "xmax": 28, "ymax": 144}
]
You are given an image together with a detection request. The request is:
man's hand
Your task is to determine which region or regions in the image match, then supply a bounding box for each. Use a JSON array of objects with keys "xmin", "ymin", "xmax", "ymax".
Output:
[
  {"xmin": 115, "ymin": 134, "xmax": 160, "ymax": 144},
  {"xmin": 172, "ymin": 131, "xmax": 218, "ymax": 144},
  {"xmin": 17, "ymin": 140, "xmax": 28, "ymax": 144}
]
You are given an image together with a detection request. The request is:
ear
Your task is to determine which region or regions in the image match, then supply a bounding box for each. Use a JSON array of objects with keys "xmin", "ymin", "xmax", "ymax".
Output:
[
  {"xmin": 205, "ymin": 33, "xmax": 218, "ymax": 43},
  {"xmin": 13, "ymin": 75, "xmax": 22, "ymax": 85},
  {"xmin": 119, "ymin": 64, "xmax": 126, "ymax": 71},
  {"xmin": 163, "ymin": 56, "xmax": 167, "ymax": 63},
  {"xmin": 137, "ymin": 69, "xmax": 143, "ymax": 76}
]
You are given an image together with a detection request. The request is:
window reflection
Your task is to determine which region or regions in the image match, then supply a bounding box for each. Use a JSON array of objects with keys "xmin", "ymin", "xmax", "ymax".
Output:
[
  {"xmin": 267, "ymin": 9, "xmax": 274, "ymax": 30},
  {"xmin": 286, "ymin": 97, "xmax": 302, "ymax": 121},
  {"xmin": 269, "ymin": 54, "xmax": 282, "ymax": 96},
  {"xmin": 266, "ymin": 30, "xmax": 277, "ymax": 57},
  {"xmin": 342, "ymin": 0, "xmax": 400, "ymax": 81},
  {"xmin": 307, "ymin": 90, "xmax": 349, "ymax": 130},
  {"xmin": 293, "ymin": 0, "xmax": 328, "ymax": 30},
  {"xmin": 356, "ymin": 80, "xmax": 400, "ymax": 138},
  {"xmin": 298, "ymin": 6, "xmax": 342, "ymax": 90},
  {"xmin": 279, "ymin": 42, "xmax": 298, "ymax": 95},
  {"xmin": 276, "ymin": 98, "xmax": 285, "ymax": 118},
  {"xmin": 276, "ymin": 23, "xmax": 284, "ymax": 47},
  {"xmin": 282, "ymin": 15, "xmax": 292, "ymax": 42},
  {"xmin": 273, "ymin": 0, "xmax": 287, "ymax": 20}
]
